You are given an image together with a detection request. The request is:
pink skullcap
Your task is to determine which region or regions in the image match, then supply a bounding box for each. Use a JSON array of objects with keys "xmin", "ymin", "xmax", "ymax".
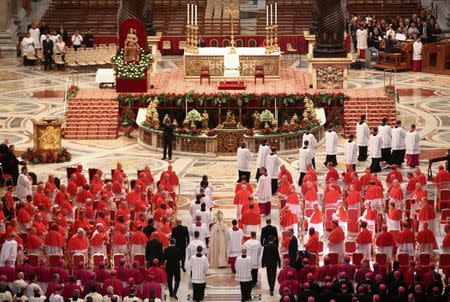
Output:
[
  {"xmin": 379, "ymin": 284, "xmax": 386, "ymax": 291},
  {"xmin": 152, "ymin": 259, "xmax": 159, "ymax": 265},
  {"xmin": 398, "ymin": 286, "xmax": 405, "ymax": 293},
  {"xmin": 325, "ymin": 282, "xmax": 332, "ymax": 288},
  {"xmin": 304, "ymin": 282, "xmax": 310, "ymax": 289}
]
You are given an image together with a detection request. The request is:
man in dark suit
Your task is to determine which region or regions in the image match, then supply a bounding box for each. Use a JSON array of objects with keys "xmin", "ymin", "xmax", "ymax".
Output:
[
  {"xmin": 42, "ymin": 34, "xmax": 54, "ymax": 70},
  {"xmin": 143, "ymin": 218, "xmax": 156, "ymax": 238},
  {"xmin": 145, "ymin": 234, "xmax": 163, "ymax": 265},
  {"xmin": 260, "ymin": 219, "xmax": 278, "ymax": 246},
  {"xmin": 171, "ymin": 219, "xmax": 190, "ymax": 272},
  {"xmin": 288, "ymin": 229, "xmax": 298, "ymax": 266},
  {"xmin": 163, "ymin": 238, "xmax": 182, "ymax": 299},
  {"xmin": 162, "ymin": 117, "xmax": 174, "ymax": 160},
  {"xmin": 261, "ymin": 235, "xmax": 280, "ymax": 296}
]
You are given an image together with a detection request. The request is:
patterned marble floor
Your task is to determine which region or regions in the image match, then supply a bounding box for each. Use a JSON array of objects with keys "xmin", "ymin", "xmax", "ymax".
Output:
[{"xmin": 0, "ymin": 56, "xmax": 449, "ymax": 301}]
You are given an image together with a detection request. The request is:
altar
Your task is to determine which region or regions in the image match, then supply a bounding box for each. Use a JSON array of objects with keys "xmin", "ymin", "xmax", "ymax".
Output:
[{"xmin": 184, "ymin": 47, "xmax": 281, "ymax": 79}]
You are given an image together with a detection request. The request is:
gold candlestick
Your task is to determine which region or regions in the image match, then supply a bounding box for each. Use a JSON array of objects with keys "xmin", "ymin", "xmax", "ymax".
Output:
[
  {"xmin": 192, "ymin": 26, "xmax": 199, "ymax": 54},
  {"xmin": 229, "ymin": 3, "xmax": 238, "ymax": 54},
  {"xmin": 186, "ymin": 24, "xmax": 192, "ymax": 52},
  {"xmin": 265, "ymin": 26, "xmax": 271, "ymax": 54},
  {"xmin": 273, "ymin": 24, "xmax": 280, "ymax": 52},
  {"xmin": 269, "ymin": 25, "xmax": 274, "ymax": 52}
]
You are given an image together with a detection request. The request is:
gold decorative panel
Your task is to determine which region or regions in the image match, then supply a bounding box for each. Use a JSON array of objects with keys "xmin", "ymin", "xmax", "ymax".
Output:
[{"xmin": 184, "ymin": 55, "xmax": 224, "ymax": 77}]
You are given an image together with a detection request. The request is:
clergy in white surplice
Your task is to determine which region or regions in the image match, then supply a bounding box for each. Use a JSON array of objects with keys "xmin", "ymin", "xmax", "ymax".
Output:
[
  {"xmin": 256, "ymin": 167, "xmax": 272, "ymax": 216},
  {"xmin": 298, "ymin": 140, "xmax": 313, "ymax": 186},
  {"xmin": 356, "ymin": 115, "xmax": 370, "ymax": 161},
  {"xmin": 227, "ymin": 219, "xmax": 244, "ymax": 273},
  {"xmin": 378, "ymin": 117, "xmax": 392, "ymax": 163},
  {"xmin": 255, "ymin": 140, "xmax": 271, "ymax": 181},
  {"xmin": 265, "ymin": 147, "xmax": 281, "ymax": 194},
  {"xmin": 242, "ymin": 232, "xmax": 262, "ymax": 286},
  {"xmin": 302, "ymin": 127, "xmax": 317, "ymax": 168},
  {"xmin": 405, "ymin": 124, "xmax": 420, "ymax": 168},
  {"xmin": 236, "ymin": 142, "xmax": 253, "ymax": 183},
  {"xmin": 344, "ymin": 134, "xmax": 358, "ymax": 171},
  {"xmin": 369, "ymin": 127, "xmax": 382, "ymax": 173},
  {"xmin": 324, "ymin": 126, "xmax": 339, "ymax": 166},
  {"xmin": 0, "ymin": 233, "xmax": 18, "ymax": 266},
  {"xmin": 390, "ymin": 120, "xmax": 406, "ymax": 166}
]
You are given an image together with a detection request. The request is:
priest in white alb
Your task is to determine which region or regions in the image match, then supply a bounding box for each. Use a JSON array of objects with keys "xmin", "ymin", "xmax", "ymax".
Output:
[
  {"xmin": 265, "ymin": 147, "xmax": 281, "ymax": 193},
  {"xmin": 256, "ymin": 167, "xmax": 272, "ymax": 216},
  {"xmin": 344, "ymin": 134, "xmax": 358, "ymax": 171},
  {"xmin": 227, "ymin": 219, "xmax": 244, "ymax": 273},
  {"xmin": 324, "ymin": 125, "xmax": 339, "ymax": 166},
  {"xmin": 378, "ymin": 117, "xmax": 392, "ymax": 163},
  {"xmin": 302, "ymin": 127, "xmax": 317, "ymax": 168},
  {"xmin": 356, "ymin": 115, "xmax": 370, "ymax": 161},
  {"xmin": 298, "ymin": 140, "xmax": 313, "ymax": 186},
  {"xmin": 255, "ymin": 140, "xmax": 271, "ymax": 181},
  {"xmin": 390, "ymin": 120, "xmax": 406, "ymax": 166},
  {"xmin": 236, "ymin": 142, "xmax": 253, "ymax": 183},
  {"xmin": 369, "ymin": 127, "xmax": 382, "ymax": 173},
  {"xmin": 405, "ymin": 124, "xmax": 420, "ymax": 168}
]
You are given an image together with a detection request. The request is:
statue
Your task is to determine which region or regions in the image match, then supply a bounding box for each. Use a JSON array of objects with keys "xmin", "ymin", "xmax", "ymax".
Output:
[
  {"xmin": 124, "ymin": 28, "xmax": 141, "ymax": 63},
  {"xmin": 117, "ymin": 0, "xmax": 156, "ymax": 35},
  {"xmin": 313, "ymin": 0, "xmax": 347, "ymax": 58},
  {"xmin": 201, "ymin": 110, "xmax": 209, "ymax": 130},
  {"xmin": 252, "ymin": 111, "xmax": 261, "ymax": 130},
  {"xmin": 223, "ymin": 110, "xmax": 237, "ymax": 129}
]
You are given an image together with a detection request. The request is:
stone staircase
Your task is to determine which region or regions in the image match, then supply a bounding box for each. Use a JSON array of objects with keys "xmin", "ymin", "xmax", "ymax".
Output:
[{"xmin": 64, "ymin": 98, "xmax": 119, "ymax": 140}]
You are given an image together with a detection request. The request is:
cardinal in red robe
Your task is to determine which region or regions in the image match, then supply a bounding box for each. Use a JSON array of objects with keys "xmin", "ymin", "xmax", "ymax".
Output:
[
  {"xmin": 328, "ymin": 220, "xmax": 345, "ymax": 258},
  {"xmin": 325, "ymin": 163, "xmax": 340, "ymax": 183},
  {"xmin": 345, "ymin": 185, "xmax": 362, "ymax": 211},
  {"xmin": 303, "ymin": 181, "xmax": 318, "ymax": 208},
  {"xmin": 397, "ymin": 221, "xmax": 416, "ymax": 256},
  {"xmin": 309, "ymin": 203, "xmax": 324, "ymax": 237},
  {"xmin": 44, "ymin": 224, "xmax": 65, "ymax": 255},
  {"xmin": 241, "ymin": 203, "xmax": 261, "ymax": 237},
  {"xmin": 360, "ymin": 167, "xmax": 372, "ymax": 188},
  {"xmin": 323, "ymin": 185, "xmax": 341, "ymax": 207},
  {"xmin": 386, "ymin": 164, "xmax": 403, "ymax": 184},
  {"xmin": 442, "ymin": 225, "xmax": 450, "ymax": 253},
  {"xmin": 356, "ymin": 221, "xmax": 373, "ymax": 259},
  {"xmin": 305, "ymin": 163, "xmax": 318, "ymax": 182},
  {"xmin": 375, "ymin": 225, "xmax": 396, "ymax": 261},
  {"xmin": 74, "ymin": 165, "xmax": 87, "ymax": 187},
  {"xmin": 416, "ymin": 222, "xmax": 437, "ymax": 253},
  {"xmin": 113, "ymin": 162, "xmax": 127, "ymax": 183},
  {"xmin": 435, "ymin": 165, "xmax": 450, "ymax": 184},
  {"xmin": 278, "ymin": 165, "xmax": 293, "ymax": 184}
]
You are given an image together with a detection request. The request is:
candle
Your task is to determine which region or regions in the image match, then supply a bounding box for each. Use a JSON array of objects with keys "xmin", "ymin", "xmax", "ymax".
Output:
[
  {"xmin": 270, "ymin": 4, "xmax": 273, "ymax": 26},
  {"xmin": 275, "ymin": 2, "xmax": 277, "ymax": 25},
  {"xmin": 266, "ymin": 5, "xmax": 269, "ymax": 27},
  {"xmin": 195, "ymin": 5, "xmax": 198, "ymax": 26},
  {"xmin": 187, "ymin": 3, "xmax": 190, "ymax": 25},
  {"xmin": 191, "ymin": 4, "xmax": 194, "ymax": 26}
]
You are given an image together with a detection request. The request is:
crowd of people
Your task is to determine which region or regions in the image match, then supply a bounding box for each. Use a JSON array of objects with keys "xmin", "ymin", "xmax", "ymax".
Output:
[
  {"xmin": 0, "ymin": 114, "xmax": 450, "ymax": 302},
  {"xmin": 348, "ymin": 8, "xmax": 443, "ymax": 71},
  {"xmin": 21, "ymin": 20, "xmax": 94, "ymax": 67}
]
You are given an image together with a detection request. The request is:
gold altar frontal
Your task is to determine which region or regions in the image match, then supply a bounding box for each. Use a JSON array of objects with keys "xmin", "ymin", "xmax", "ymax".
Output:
[
  {"xmin": 184, "ymin": 48, "xmax": 281, "ymax": 79},
  {"xmin": 32, "ymin": 119, "xmax": 62, "ymax": 152}
]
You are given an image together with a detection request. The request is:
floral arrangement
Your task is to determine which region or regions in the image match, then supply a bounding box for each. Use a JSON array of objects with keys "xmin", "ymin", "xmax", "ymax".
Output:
[
  {"xmin": 22, "ymin": 148, "xmax": 71, "ymax": 164},
  {"xmin": 206, "ymin": 129, "xmax": 216, "ymax": 137},
  {"xmin": 116, "ymin": 92, "xmax": 349, "ymax": 108},
  {"xmin": 302, "ymin": 96, "xmax": 321, "ymax": 128},
  {"xmin": 186, "ymin": 109, "xmax": 202, "ymax": 122},
  {"xmin": 260, "ymin": 110, "xmax": 275, "ymax": 122},
  {"xmin": 111, "ymin": 50, "xmax": 152, "ymax": 79},
  {"xmin": 176, "ymin": 127, "xmax": 202, "ymax": 136},
  {"xmin": 246, "ymin": 128, "xmax": 255, "ymax": 136}
]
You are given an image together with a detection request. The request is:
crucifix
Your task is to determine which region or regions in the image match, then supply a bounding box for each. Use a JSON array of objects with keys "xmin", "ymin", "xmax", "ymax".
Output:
[{"xmin": 229, "ymin": 3, "xmax": 238, "ymax": 54}]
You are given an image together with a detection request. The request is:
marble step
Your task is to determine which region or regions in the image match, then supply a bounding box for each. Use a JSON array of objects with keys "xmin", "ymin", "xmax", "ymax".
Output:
[{"xmin": 187, "ymin": 293, "xmax": 262, "ymax": 301}]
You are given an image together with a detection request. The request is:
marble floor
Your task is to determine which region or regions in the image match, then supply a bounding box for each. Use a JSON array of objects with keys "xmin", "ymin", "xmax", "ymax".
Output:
[{"xmin": 0, "ymin": 56, "xmax": 449, "ymax": 301}]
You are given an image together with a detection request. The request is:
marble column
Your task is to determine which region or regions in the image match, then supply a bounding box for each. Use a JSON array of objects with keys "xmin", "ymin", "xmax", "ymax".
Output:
[{"xmin": 0, "ymin": 0, "xmax": 20, "ymax": 58}]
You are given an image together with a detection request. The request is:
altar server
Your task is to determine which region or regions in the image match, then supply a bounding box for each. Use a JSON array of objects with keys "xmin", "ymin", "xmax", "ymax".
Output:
[
  {"xmin": 324, "ymin": 125, "xmax": 339, "ymax": 166},
  {"xmin": 242, "ymin": 232, "xmax": 262, "ymax": 286},
  {"xmin": 190, "ymin": 246, "xmax": 209, "ymax": 302},
  {"xmin": 235, "ymin": 248, "xmax": 253, "ymax": 301},
  {"xmin": 256, "ymin": 167, "xmax": 272, "ymax": 216},
  {"xmin": 227, "ymin": 219, "xmax": 244, "ymax": 273},
  {"xmin": 344, "ymin": 134, "xmax": 358, "ymax": 171},
  {"xmin": 298, "ymin": 140, "xmax": 313, "ymax": 186},
  {"xmin": 356, "ymin": 115, "xmax": 370, "ymax": 161},
  {"xmin": 237, "ymin": 142, "xmax": 253, "ymax": 183},
  {"xmin": 390, "ymin": 120, "xmax": 406, "ymax": 166},
  {"xmin": 265, "ymin": 147, "xmax": 281, "ymax": 193},
  {"xmin": 256, "ymin": 140, "xmax": 271, "ymax": 181},
  {"xmin": 302, "ymin": 127, "xmax": 317, "ymax": 168},
  {"xmin": 378, "ymin": 117, "xmax": 392, "ymax": 163},
  {"xmin": 369, "ymin": 127, "xmax": 382, "ymax": 173},
  {"xmin": 405, "ymin": 124, "xmax": 420, "ymax": 168}
]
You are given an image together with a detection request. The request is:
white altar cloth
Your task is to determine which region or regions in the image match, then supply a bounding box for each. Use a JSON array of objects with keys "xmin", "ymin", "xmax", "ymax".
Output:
[{"xmin": 185, "ymin": 47, "xmax": 281, "ymax": 56}]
